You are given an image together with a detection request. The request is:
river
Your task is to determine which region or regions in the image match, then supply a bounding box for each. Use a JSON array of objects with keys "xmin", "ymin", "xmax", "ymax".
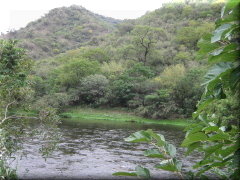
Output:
[{"xmin": 9, "ymin": 118, "xmax": 198, "ymax": 179}]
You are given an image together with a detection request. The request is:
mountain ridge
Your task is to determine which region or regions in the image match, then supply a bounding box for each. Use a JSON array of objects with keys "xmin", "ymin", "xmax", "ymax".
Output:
[{"xmin": 2, "ymin": 5, "xmax": 121, "ymax": 59}]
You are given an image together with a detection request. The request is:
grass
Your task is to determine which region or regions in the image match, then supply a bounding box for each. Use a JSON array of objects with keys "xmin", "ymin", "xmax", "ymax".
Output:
[{"xmin": 60, "ymin": 107, "xmax": 191, "ymax": 127}]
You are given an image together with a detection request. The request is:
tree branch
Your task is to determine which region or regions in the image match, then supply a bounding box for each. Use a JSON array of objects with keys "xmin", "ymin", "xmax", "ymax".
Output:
[
  {"xmin": 1, "ymin": 115, "xmax": 39, "ymax": 125},
  {"xmin": 1, "ymin": 101, "xmax": 39, "ymax": 125},
  {"xmin": 4, "ymin": 101, "xmax": 15, "ymax": 120}
]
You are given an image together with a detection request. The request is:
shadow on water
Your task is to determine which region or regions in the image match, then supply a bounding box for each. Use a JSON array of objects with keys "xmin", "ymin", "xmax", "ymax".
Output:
[{"xmin": 10, "ymin": 118, "xmax": 198, "ymax": 179}]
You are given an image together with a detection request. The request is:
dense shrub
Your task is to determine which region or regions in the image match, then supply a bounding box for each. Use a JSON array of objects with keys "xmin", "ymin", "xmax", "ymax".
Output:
[
  {"xmin": 78, "ymin": 74, "xmax": 109, "ymax": 105},
  {"xmin": 55, "ymin": 58, "xmax": 100, "ymax": 89}
]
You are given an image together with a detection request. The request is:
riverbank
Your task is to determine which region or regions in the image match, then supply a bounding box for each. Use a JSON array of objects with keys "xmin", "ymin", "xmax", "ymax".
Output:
[{"xmin": 61, "ymin": 107, "xmax": 191, "ymax": 127}]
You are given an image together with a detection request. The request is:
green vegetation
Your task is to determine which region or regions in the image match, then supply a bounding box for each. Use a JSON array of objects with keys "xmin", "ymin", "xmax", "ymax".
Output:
[
  {"xmin": 61, "ymin": 107, "xmax": 190, "ymax": 126},
  {"xmin": 21, "ymin": 2, "xmax": 224, "ymax": 122},
  {"xmin": 114, "ymin": 0, "xmax": 239, "ymax": 179},
  {"xmin": 3, "ymin": 5, "xmax": 119, "ymax": 59},
  {"xmin": 1, "ymin": 0, "xmax": 239, "ymax": 179},
  {"xmin": 0, "ymin": 40, "xmax": 61, "ymax": 179}
]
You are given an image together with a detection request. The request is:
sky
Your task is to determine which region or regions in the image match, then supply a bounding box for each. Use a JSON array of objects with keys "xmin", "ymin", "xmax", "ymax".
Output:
[{"xmin": 0, "ymin": 0, "xmax": 173, "ymax": 34}]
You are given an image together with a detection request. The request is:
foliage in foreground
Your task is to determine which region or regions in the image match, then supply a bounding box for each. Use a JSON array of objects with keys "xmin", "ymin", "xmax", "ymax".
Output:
[
  {"xmin": 0, "ymin": 160, "xmax": 17, "ymax": 180},
  {"xmin": 114, "ymin": 0, "xmax": 240, "ymax": 178},
  {"xmin": 0, "ymin": 40, "xmax": 62, "ymax": 179}
]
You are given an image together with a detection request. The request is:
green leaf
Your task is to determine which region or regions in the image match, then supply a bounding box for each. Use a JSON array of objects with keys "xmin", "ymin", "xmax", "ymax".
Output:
[
  {"xmin": 135, "ymin": 166, "xmax": 151, "ymax": 179},
  {"xmin": 197, "ymin": 34, "xmax": 220, "ymax": 58},
  {"xmin": 203, "ymin": 62, "xmax": 233, "ymax": 86},
  {"xmin": 143, "ymin": 149, "xmax": 165, "ymax": 158},
  {"xmin": 232, "ymin": 148, "xmax": 240, "ymax": 167},
  {"xmin": 203, "ymin": 126, "xmax": 219, "ymax": 133},
  {"xmin": 181, "ymin": 132, "xmax": 208, "ymax": 147},
  {"xmin": 145, "ymin": 129, "xmax": 165, "ymax": 146},
  {"xmin": 230, "ymin": 64, "xmax": 240, "ymax": 91},
  {"xmin": 155, "ymin": 159, "xmax": 182, "ymax": 172},
  {"xmin": 185, "ymin": 142, "xmax": 201, "ymax": 155},
  {"xmin": 211, "ymin": 24, "xmax": 232, "ymax": 43},
  {"xmin": 173, "ymin": 158, "xmax": 183, "ymax": 172},
  {"xmin": 186, "ymin": 125, "xmax": 205, "ymax": 136},
  {"xmin": 217, "ymin": 144, "xmax": 238, "ymax": 157},
  {"xmin": 224, "ymin": 0, "xmax": 240, "ymax": 13},
  {"xmin": 209, "ymin": 48, "xmax": 224, "ymax": 56},
  {"xmin": 217, "ymin": 5, "xmax": 240, "ymax": 24},
  {"xmin": 203, "ymin": 144, "xmax": 223, "ymax": 158},
  {"xmin": 113, "ymin": 172, "xmax": 137, "ymax": 177},
  {"xmin": 209, "ymin": 50, "xmax": 239, "ymax": 64},
  {"xmin": 208, "ymin": 161, "xmax": 228, "ymax": 168},
  {"xmin": 195, "ymin": 166, "xmax": 212, "ymax": 176},
  {"xmin": 209, "ymin": 43, "xmax": 237, "ymax": 57},
  {"xmin": 124, "ymin": 130, "xmax": 151, "ymax": 143},
  {"xmin": 208, "ymin": 133, "xmax": 230, "ymax": 141},
  {"xmin": 165, "ymin": 143, "xmax": 176, "ymax": 157},
  {"xmin": 220, "ymin": 6, "xmax": 225, "ymax": 18}
]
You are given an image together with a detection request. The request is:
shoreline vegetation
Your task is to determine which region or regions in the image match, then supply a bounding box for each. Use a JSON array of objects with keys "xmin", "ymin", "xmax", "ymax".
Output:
[{"xmin": 60, "ymin": 107, "xmax": 191, "ymax": 126}]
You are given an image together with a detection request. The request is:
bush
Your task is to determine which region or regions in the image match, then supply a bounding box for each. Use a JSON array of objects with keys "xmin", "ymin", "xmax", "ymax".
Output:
[
  {"xmin": 78, "ymin": 74, "xmax": 109, "ymax": 105},
  {"xmin": 55, "ymin": 58, "xmax": 100, "ymax": 89},
  {"xmin": 33, "ymin": 93, "xmax": 71, "ymax": 111},
  {"xmin": 172, "ymin": 68, "xmax": 204, "ymax": 116},
  {"xmin": 81, "ymin": 48, "xmax": 110, "ymax": 63},
  {"xmin": 153, "ymin": 64, "xmax": 186, "ymax": 88},
  {"xmin": 110, "ymin": 63, "xmax": 155, "ymax": 106}
]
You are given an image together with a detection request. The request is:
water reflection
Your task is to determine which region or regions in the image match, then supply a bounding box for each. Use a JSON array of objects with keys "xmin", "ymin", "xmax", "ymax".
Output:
[{"xmin": 11, "ymin": 118, "xmax": 196, "ymax": 179}]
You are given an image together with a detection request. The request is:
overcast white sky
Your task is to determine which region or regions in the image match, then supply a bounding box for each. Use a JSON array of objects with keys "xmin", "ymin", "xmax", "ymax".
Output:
[{"xmin": 0, "ymin": 0, "xmax": 175, "ymax": 34}]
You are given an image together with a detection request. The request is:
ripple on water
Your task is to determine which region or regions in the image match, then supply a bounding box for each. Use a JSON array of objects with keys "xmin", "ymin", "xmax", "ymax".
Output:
[{"xmin": 9, "ymin": 120, "xmax": 198, "ymax": 179}]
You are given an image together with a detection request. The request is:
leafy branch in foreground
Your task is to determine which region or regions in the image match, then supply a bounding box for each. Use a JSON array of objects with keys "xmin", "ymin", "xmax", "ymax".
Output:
[
  {"xmin": 0, "ymin": 40, "xmax": 62, "ymax": 179},
  {"xmin": 113, "ymin": 129, "xmax": 183, "ymax": 179},
  {"xmin": 183, "ymin": 0, "xmax": 240, "ymax": 178}
]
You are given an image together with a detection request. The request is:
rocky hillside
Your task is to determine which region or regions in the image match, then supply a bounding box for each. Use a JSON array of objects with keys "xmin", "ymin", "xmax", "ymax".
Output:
[{"xmin": 3, "ymin": 5, "xmax": 120, "ymax": 59}]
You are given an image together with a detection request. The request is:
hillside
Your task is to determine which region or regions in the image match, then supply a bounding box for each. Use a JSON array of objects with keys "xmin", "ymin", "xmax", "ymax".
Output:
[
  {"xmin": 99, "ymin": 2, "xmax": 223, "ymax": 72},
  {"xmin": 3, "ymin": 5, "xmax": 120, "ymax": 59},
  {"xmin": 28, "ymin": 2, "xmax": 225, "ymax": 120}
]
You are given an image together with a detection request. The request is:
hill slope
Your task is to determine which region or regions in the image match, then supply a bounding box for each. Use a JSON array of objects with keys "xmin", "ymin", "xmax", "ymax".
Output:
[{"xmin": 3, "ymin": 5, "xmax": 120, "ymax": 59}]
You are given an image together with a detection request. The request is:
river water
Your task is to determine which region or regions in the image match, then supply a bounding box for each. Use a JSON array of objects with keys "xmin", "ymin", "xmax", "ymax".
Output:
[{"xmin": 9, "ymin": 119, "xmax": 198, "ymax": 179}]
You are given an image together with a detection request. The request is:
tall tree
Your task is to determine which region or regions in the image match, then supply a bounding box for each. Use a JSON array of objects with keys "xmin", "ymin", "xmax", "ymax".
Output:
[
  {"xmin": 0, "ymin": 40, "xmax": 33, "ymax": 123},
  {"xmin": 131, "ymin": 25, "xmax": 166, "ymax": 65}
]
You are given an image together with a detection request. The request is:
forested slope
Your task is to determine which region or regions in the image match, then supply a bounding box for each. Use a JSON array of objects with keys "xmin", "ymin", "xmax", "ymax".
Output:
[
  {"xmin": 3, "ymin": 5, "xmax": 120, "ymax": 59},
  {"xmin": 3, "ymin": 2, "xmax": 228, "ymax": 120}
]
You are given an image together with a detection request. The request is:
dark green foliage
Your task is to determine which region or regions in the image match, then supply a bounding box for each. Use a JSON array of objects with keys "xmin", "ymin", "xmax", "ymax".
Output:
[
  {"xmin": 172, "ymin": 68, "xmax": 205, "ymax": 116},
  {"xmin": 110, "ymin": 63, "xmax": 154, "ymax": 106},
  {"xmin": 78, "ymin": 74, "xmax": 109, "ymax": 105},
  {"xmin": 0, "ymin": 40, "xmax": 32, "ymax": 110},
  {"xmin": 183, "ymin": 0, "xmax": 240, "ymax": 178},
  {"xmin": 137, "ymin": 89, "xmax": 177, "ymax": 119},
  {"xmin": 0, "ymin": 160, "xmax": 17, "ymax": 180}
]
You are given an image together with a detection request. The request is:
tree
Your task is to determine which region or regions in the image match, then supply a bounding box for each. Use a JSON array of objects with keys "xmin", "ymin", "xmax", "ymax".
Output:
[
  {"xmin": 175, "ymin": 22, "xmax": 214, "ymax": 48},
  {"xmin": 0, "ymin": 40, "xmax": 61, "ymax": 179},
  {"xmin": 78, "ymin": 74, "xmax": 109, "ymax": 105},
  {"xmin": 154, "ymin": 64, "xmax": 186, "ymax": 88},
  {"xmin": 131, "ymin": 25, "xmax": 167, "ymax": 65},
  {"xmin": 55, "ymin": 58, "xmax": 100, "ymax": 90},
  {"xmin": 0, "ymin": 40, "xmax": 33, "ymax": 123},
  {"xmin": 111, "ymin": 63, "xmax": 155, "ymax": 106},
  {"xmin": 0, "ymin": 40, "xmax": 34, "ymax": 179},
  {"xmin": 81, "ymin": 47, "xmax": 110, "ymax": 63}
]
